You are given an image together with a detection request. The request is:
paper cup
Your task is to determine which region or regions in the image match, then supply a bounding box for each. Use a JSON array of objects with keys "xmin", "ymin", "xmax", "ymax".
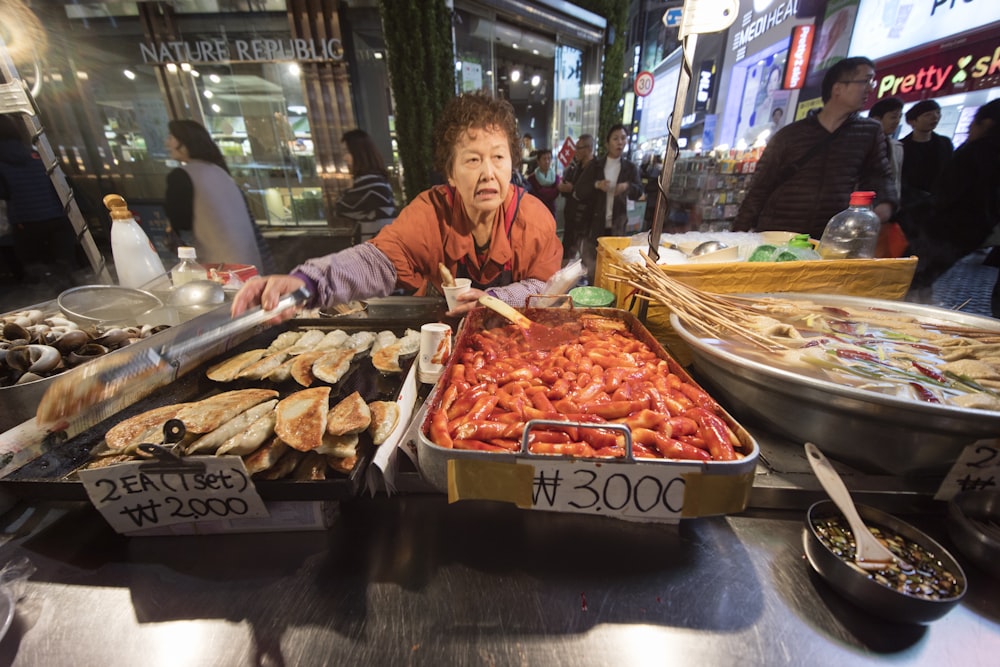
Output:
[
  {"xmin": 442, "ymin": 278, "xmax": 472, "ymax": 311},
  {"xmin": 418, "ymin": 322, "xmax": 452, "ymax": 384}
]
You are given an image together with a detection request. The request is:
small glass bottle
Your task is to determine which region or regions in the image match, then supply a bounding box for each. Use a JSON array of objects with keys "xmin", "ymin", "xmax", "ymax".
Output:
[
  {"xmin": 171, "ymin": 246, "xmax": 206, "ymax": 286},
  {"xmin": 817, "ymin": 191, "xmax": 881, "ymax": 260}
]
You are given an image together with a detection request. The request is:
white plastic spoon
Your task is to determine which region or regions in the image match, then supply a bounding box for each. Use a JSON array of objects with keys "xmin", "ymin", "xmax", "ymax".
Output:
[{"xmin": 804, "ymin": 442, "xmax": 907, "ymax": 571}]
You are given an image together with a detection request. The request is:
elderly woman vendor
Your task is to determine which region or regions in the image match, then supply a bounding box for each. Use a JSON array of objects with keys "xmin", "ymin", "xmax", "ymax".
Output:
[{"xmin": 231, "ymin": 92, "xmax": 564, "ymax": 318}]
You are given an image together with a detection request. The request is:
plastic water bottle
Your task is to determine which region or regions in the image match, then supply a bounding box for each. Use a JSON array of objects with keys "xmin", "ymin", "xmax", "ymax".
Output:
[
  {"xmin": 105, "ymin": 194, "xmax": 166, "ymax": 288},
  {"xmin": 171, "ymin": 246, "xmax": 206, "ymax": 286},
  {"xmin": 817, "ymin": 191, "xmax": 881, "ymax": 259}
]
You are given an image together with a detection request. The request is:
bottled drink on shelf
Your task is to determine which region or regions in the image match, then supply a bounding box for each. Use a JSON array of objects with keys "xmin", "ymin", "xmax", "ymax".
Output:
[
  {"xmin": 105, "ymin": 194, "xmax": 166, "ymax": 288},
  {"xmin": 817, "ymin": 191, "xmax": 881, "ymax": 260},
  {"xmin": 171, "ymin": 246, "xmax": 206, "ymax": 286}
]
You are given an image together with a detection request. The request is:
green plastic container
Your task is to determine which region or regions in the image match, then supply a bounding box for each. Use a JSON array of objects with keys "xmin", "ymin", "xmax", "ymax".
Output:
[{"xmin": 569, "ymin": 286, "xmax": 616, "ymax": 308}]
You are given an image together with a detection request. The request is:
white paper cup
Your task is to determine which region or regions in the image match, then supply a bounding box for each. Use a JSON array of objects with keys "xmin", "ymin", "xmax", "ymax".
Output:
[
  {"xmin": 418, "ymin": 322, "xmax": 452, "ymax": 384},
  {"xmin": 442, "ymin": 278, "xmax": 472, "ymax": 311}
]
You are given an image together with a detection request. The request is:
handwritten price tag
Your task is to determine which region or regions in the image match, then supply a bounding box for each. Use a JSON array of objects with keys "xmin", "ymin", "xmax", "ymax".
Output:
[
  {"xmin": 78, "ymin": 457, "xmax": 269, "ymax": 533},
  {"xmin": 934, "ymin": 439, "xmax": 1000, "ymax": 501},
  {"xmin": 522, "ymin": 459, "xmax": 687, "ymax": 522}
]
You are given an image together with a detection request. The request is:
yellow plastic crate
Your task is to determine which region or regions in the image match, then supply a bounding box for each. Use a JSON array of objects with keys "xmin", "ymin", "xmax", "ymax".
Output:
[{"xmin": 595, "ymin": 236, "xmax": 918, "ymax": 365}]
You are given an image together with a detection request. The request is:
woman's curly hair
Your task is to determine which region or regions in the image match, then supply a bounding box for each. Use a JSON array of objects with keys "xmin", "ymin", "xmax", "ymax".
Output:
[{"xmin": 434, "ymin": 92, "xmax": 520, "ymax": 178}]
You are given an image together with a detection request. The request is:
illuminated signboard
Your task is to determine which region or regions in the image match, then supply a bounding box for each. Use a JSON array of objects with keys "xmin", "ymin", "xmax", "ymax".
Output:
[
  {"xmin": 872, "ymin": 32, "xmax": 1000, "ymax": 103},
  {"xmin": 784, "ymin": 25, "xmax": 814, "ymax": 89},
  {"xmin": 849, "ymin": 0, "xmax": 1000, "ymax": 62},
  {"xmin": 694, "ymin": 60, "xmax": 716, "ymax": 111}
]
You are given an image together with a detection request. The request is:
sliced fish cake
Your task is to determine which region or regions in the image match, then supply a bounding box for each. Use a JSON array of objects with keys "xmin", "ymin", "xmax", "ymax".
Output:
[
  {"xmin": 327, "ymin": 391, "xmax": 371, "ymax": 436},
  {"xmin": 243, "ymin": 436, "xmax": 289, "ymax": 476},
  {"xmin": 206, "ymin": 349, "xmax": 267, "ymax": 382},
  {"xmin": 275, "ymin": 386, "xmax": 330, "ymax": 451},
  {"xmin": 216, "ymin": 410, "xmax": 277, "ymax": 456},
  {"xmin": 175, "ymin": 389, "xmax": 279, "ymax": 434},
  {"xmin": 313, "ymin": 348, "xmax": 356, "ymax": 384},
  {"xmin": 186, "ymin": 399, "xmax": 277, "ymax": 454}
]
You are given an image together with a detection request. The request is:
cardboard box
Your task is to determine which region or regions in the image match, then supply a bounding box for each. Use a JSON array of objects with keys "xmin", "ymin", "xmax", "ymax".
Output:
[{"xmin": 595, "ymin": 236, "xmax": 918, "ymax": 365}]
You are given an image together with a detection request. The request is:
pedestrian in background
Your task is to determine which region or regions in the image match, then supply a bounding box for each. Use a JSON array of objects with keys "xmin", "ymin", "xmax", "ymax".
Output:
[
  {"xmin": 868, "ymin": 97, "xmax": 908, "ymax": 257},
  {"xmin": 335, "ymin": 129, "xmax": 397, "ymax": 242},
  {"xmin": 641, "ymin": 153, "xmax": 663, "ymax": 232},
  {"xmin": 733, "ymin": 56, "xmax": 896, "ymax": 238},
  {"xmin": 527, "ymin": 148, "xmax": 560, "ymax": 217},
  {"xmin": 0, "ymin": 114, "xmax": 77, "ymax": 287},
  {"xmin": 900, "ymin": 100, "xmax": 953, "ymax": 243},
  {"xmin": 907, "ymin": 100, "xmax": 1000, "ymax": 310},
  {"xmin": 573, "ymin": 124, "xmax": 643, "ymax": 281},
  {"xmin": 165, "ymin": 119, "xmax": 273, "ymax": 272},
  {"xmin": 557, "ymin": 133, "xmax": 593, "ymax": 260}
]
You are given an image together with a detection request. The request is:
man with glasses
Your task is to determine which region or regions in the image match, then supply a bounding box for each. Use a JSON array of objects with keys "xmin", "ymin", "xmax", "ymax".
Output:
[{"xmin": 734, "ymin": 56, "xmax": 896, "ymax": 238}]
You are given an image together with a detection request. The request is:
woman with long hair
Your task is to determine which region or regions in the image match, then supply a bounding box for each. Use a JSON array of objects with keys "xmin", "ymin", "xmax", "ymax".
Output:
[
  {"xmin": 336, "ymin": 129, "xmax": 397, "ymax": 241},
  {"xmin": 165, "ymin": 119, "xmax": 269, "ymax": 270}
]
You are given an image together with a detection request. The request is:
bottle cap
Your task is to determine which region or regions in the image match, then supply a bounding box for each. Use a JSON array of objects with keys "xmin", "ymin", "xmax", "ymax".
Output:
[
  {"xmin": 788, "ymin": 234, "xmax": 813, "ymax": 248},
  {"xmin": 102, "ymin": 193, "xmax": 133, "ymax": 220},
  {"xmin": 848, "ymin": 191, "xmax": 876, "ymax": 206},
  {"xmin": 177, "ymin": 246, "xmax": 197, "ymax": 260}
]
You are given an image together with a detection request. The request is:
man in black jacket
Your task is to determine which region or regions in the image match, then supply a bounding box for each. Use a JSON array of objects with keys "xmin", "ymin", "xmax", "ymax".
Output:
[{"xmin": 734, "ymin": 57, "xmax": 896, "ymax": 238}]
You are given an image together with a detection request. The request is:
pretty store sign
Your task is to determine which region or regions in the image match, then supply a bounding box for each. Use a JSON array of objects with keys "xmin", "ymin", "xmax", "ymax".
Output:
[{"xmin": 874, "ymin": 36, "xmax": 1000, "ymax": 103}]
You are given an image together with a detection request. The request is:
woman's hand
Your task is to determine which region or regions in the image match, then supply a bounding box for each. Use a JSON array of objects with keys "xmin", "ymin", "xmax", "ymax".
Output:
[
  {"xmin": 231, "ymin": 274, "xmax": 306, "ymax": 322},
  {"xmin": 446, "ymin": 287, "xmax": 489, "ymax": 316}
]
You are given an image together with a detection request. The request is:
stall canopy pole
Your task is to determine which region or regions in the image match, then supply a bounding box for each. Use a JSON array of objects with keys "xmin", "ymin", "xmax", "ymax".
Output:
[{"xmin": 641, "ymin": 0, "xmax": 738, "ymax": 321}]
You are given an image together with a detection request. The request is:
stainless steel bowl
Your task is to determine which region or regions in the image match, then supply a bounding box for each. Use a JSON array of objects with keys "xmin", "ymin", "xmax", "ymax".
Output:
[
  {"xmin": 671, "ymin": 294, "xmax": 1000, "ymax": 475},
  {"xmin": 947, "ymin": 490, "xmax": 1000, "ymax": 579},
  {"xmin": 804, "ymin": 500, "xmax": 966, "ymax": 624}
]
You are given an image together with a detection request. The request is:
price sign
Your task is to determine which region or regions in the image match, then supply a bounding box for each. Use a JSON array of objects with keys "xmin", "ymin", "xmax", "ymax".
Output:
[
  {"xmin": 634, "ymin": 71, "xmax": 655, "ymax": 98},
  {"xmin": 934, "ymin": 439, "xmax": 1000, "ymax": 501},
  {"xmin": 524, "ymin": 459, "xmax": 686, "ymax": 521},
  {"xmin": 79, "ymin": 457, "xmax": 269, "ymax": 533}
]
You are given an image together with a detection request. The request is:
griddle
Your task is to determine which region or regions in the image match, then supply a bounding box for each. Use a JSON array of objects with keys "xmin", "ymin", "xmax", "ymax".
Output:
[{"xmin": 1, "ymin": 318, "xmax": 426, "ymax": 501}]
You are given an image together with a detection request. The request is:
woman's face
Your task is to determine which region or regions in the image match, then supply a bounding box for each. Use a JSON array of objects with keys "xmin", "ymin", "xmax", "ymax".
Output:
[
  {"xmin": 766, "ymin": 68, "xmax": 782, "ymax": 94},
  {"xmin": 448, "ymin": 125, "xmax": 512, "ymax": 223},
  {"xmin": 605, "ymin": 128, "xmax": 627, "ymax": 159},
  {"xmin": 537, "ymin": 152, "xmax": 552, "ymax": 171},
  {"xmin": 342, "ymin": 141, "xmax": 354, "ymax": 171},
  {"xmin": 166, "ymin": 134, "xmax": 188, "ymax": 161}
]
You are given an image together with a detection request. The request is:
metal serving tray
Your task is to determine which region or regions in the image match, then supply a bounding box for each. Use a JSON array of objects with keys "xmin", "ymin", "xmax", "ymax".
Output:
[
  {"xmin": 1, "ymin": 318, "xmax": 427, "ymax": 501},
  {"xmin": 672, "ymin": 293, "xmax": 1000, "ymax": 476},
  {"xmin": 417, "ymin": 306, "xmax": 759, "ymax": 513}
]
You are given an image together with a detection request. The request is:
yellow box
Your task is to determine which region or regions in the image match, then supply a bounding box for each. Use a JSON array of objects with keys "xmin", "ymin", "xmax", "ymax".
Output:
[{"xmin": 595, "ymin": 237, "xmax": 918, "ymax": 365}]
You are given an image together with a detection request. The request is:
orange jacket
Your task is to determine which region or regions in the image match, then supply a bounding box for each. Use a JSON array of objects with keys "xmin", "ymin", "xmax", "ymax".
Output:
[{"xmin": 370, "ymin": 184, "xmax": 563, "ymax": 295}]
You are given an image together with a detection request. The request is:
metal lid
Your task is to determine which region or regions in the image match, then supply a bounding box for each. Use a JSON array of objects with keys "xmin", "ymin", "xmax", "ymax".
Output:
[{"xmin": 58, "ymin": 285, "xmax": 164, "ymax": 325}]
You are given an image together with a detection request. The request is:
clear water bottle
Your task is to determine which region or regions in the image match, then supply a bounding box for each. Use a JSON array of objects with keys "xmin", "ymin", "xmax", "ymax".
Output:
[
  {"xmin": 171, "ymin": 246, "xmax": 206, "ymax": 286},
  {"xmin": 817, "ymin": 191, "xmax": 881, "ymax": 259}
]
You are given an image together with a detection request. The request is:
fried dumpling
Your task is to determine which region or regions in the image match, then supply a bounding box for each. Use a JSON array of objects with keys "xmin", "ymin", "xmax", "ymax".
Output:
[
  {"xmin": 368, "ymin": 400, "xmax": 400, "ymax": 445},
  {"xmin": 175, "ymin": 389, "xmax": 279, "ymax": 434},
  {"xmin": 316, "ymin": 432, "xmax": 359, "ymax": 458},
  {"xmin": 286, "ymin": 329, "xmax": 326, "ymax": 355},
  {"xmin": 312, "ymin": 348, "xmax": 355, "ymax": 384},
  {"xmin": 326, "ymin": 391, "xmax": 371, "ymax": 436},
  {"xmin": 275, "ymin": 386, "xmax": 330, "ymax": 451},
  {"xmin": 186, "ymin": 399, "xmax": 277, "ymax": 454},
  {"xmin": 216, "ymin": 409, "xmax": 278, "ymax": 456},
  {"xmin": 206, "ymin": 349, "xmax": 267, "ymax": 382},
  {"xmin": 290, "ymin": 350, "xmax": 327, "ymax": 387},
  {"xmin": 243, "ymin": 436, "xmax": 290, "ymax": 476},
  {"xmin": 105, "ymin": 402, "xmax": 190, "ymax": 452}
]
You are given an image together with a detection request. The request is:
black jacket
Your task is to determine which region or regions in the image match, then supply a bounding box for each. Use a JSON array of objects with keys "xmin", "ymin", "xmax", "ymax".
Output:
[
  {"xmin": 734, "ymin": 112, "xmax": 897, "ymax": 238},
  {"xmin": 573, "ymin": 155, "xmax": 643, "ymax": 237}
]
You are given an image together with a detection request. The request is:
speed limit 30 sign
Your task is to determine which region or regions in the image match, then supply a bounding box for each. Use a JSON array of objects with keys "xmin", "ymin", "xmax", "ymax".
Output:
[{"xmin": 634, "ymin": 71, "xmax": 654, "ymax": 97}]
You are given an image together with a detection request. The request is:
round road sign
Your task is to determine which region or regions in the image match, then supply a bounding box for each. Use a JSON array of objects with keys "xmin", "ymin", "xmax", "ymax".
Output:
[{"xmin": 634, "ymin": 71, "xmax": 654, "ymax": 97}]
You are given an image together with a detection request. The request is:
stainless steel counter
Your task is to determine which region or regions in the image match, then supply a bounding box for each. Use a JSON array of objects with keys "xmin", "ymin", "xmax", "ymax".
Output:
[{"xmin": 0, "ymin": 496, "xmax": 996, "ymax": 666}]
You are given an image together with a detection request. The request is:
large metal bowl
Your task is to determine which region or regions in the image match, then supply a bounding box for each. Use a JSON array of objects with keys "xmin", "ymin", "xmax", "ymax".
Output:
[
  {"xmin": 671, "ymin": 293, "xmax": 1000, "ymax": 475},
  {"xmin": 803, "ymin": 500, "xmax": 966, "ymax": 624}
]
